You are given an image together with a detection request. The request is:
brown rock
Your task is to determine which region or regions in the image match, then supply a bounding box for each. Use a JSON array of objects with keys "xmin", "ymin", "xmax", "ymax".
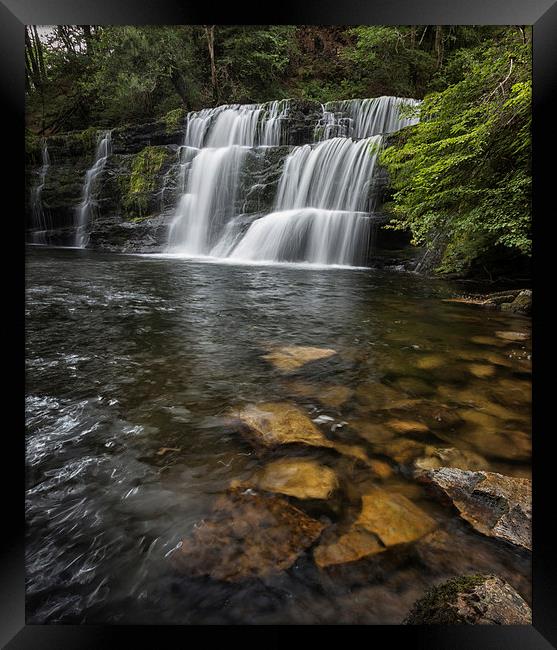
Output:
[
  {"xmin": 170, "ymin": 488, "xmax": 325, "ymax": 581},
  {"xmin": 231, "ymin": 402, "xmax": 330, "ymax": 449},
  {"xmin": 284, "ymin": 380, "xmax": 353, "ymax": 408},
  {"xmin": 248, "ymin": 458, "xmax": 338, "ymax": 500},
  {"xmin": 231, "ymin": 402, "xmax": 372, "ymax": 465},
  {"xmin": 314, "ymin": 488, "xmax": 436, "ymax": 568},
  {"xmin": 387, "ymin": 419, "xmax": 429, "ymax": 434},
  {"xmin": 468, "ymin": 364, "xmax": 496, "ymax": 379},
  {"xmin": 404, "ymin": 574, "xmax": 531, "ymax": 624},
  {"xmin": 420, "ymin": 468, "xmax": 531, "ymax": 551},
  {"xmin": 262, "ymin": 345, "xmax": 337, "ymax": 372}
]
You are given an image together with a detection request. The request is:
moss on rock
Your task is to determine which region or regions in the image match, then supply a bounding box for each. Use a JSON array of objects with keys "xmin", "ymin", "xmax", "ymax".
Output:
[{"xmin": 119, "ymin": 145, "xmax": 170, "ymax": 218}]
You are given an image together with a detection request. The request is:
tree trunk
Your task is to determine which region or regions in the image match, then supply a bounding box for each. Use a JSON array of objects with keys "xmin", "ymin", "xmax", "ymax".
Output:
[
  {"xmin": 204, "ymin": 25, "xmax": 218, "ymax": 105},
  {"xmin": 435, "ymin": 25, "xmax": 444, "ymax": 69},
  {"xmin": 170, "ymin": 68, "xmax": 190, "ymax": 108}
]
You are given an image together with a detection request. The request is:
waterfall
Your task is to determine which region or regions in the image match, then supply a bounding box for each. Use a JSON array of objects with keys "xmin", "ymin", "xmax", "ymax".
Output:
[
  {"xmin": 167, "ymin": 102, "xmax": 290, "ymax": 255},
  {"xmin": 74, "ymin": 130, "xmax": 111, "ymax": 248},
  {"xmin": 29, "ymin": 140, "xmax": 50, "ymax": 245},
  {"xmin": 166, "ymin": 96, "xmax": 419, "ymax": 266},
  {"xmin": 315, "ymin": 96, "xmax": 420, "ymax": 141},
  {"xmin": 226, "ymin": 137, "xmax": 381, "ymax": 265}
]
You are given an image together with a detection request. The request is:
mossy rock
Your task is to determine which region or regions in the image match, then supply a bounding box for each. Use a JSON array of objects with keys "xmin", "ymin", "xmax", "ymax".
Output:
[
  {"xmin": 404, "ymin": 574, "xmax": 531, "ymax": 624},
  {"xmin": 163, "ymin": 107, "xmax": 186, "ymax": 131},
  {"xmin": 119, "ymin": 145, "xmax": 172, "ymax": 218}
]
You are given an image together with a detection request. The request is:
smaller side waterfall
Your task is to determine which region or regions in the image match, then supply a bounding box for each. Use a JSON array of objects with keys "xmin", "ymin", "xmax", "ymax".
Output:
[
  {"xmin": 29, "ymin": 140, "xmax": 51, "ymax": 244},
  {"xmin": 74, "ymin": 130, "xmax": 111, "ymax": 248}
]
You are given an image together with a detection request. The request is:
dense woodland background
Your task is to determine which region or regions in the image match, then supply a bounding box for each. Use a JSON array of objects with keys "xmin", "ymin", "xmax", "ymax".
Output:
[{"xmin": 25, "ymin": 26, "xmax": 531, "ymax": 276}]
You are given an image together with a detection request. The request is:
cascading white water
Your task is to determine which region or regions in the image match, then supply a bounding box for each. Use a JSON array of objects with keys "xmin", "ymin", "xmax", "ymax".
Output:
[
  {"xmin": 315, "ymin": 96, "xmax": 420, "ymax": 140},
  {"xmin": 167, "ymin": 101, "xmax": 290, "ymax": 255},
  {"xmin": 167, "ymin": 96, "xmax": 419, "ymax": 266},
  {"xmin": 74, "ymin": 130, "xmax": 111, "ymax": 248},
  {"xmin": 225, "ymin": 136, "xmax": 382, "ymax": 265},
  {"xmin": 29, "ymin": 140, "xmax": 50, "ymax": 244}
]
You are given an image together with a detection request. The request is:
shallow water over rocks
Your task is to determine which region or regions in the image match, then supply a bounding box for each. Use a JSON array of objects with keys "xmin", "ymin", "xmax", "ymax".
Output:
[{"xmin": 25, "ymin": 247, "xmax": 531, "ymax": 624}]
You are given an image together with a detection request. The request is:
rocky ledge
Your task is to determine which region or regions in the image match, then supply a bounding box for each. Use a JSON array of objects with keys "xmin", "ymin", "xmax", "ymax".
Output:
[{"xmin": 444, "ymin": 289, "xmax": 531, "ymax": 315}]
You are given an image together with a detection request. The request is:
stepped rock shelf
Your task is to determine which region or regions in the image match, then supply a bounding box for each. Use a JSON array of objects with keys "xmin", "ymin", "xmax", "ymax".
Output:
[{"xmin": 26, "ymin": 97, "xmax": 419, "ymax": 267}]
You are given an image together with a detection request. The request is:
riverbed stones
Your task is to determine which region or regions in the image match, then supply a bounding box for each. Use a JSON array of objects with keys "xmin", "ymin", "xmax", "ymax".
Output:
[
  {"xmin": 413, "ymin": 447, "xmax": 489, "ymax": 474},
  {"xmin": 404, "ymin": 574, "xmax": 531, "ymax": 624},
  {"xmin": 247, "ymin": 458, "xmax": 339, "ymax": 500},
  {"xmin": 231, "ymin": 401, "xmax": 372, "ymax": 465},
  {"xmin": 314, "ymin": 488, "xmax": 436, "ymax": 568},
  {"xmin": 261, "ymin": 345, "xmax": 337, "ymax": 371},
  {"xmin": 420, "ymin": 468, "xmax": 531, "ymax": 551},
  {"xmin": 170, "ymin": 488, "xmax": 325, "ymax": 581},
  {"xmin": 232, "ymin": 402, "xmax": 330, "ymax": 448}
]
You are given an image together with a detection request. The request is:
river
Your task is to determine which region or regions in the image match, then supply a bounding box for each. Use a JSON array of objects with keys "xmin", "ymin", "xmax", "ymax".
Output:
[{"xmin": 25, "ymin": 247, "xmax": 531, "ymax": 624}]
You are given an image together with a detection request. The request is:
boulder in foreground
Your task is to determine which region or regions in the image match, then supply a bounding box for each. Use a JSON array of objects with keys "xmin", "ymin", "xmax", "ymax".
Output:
[
  {"xmin": 404, "ymin": 574, "xmax": 531, "ymax": 624},
  {"xmin": 420, "ymin": 468, "xmax": 531, "ymax": 551}
]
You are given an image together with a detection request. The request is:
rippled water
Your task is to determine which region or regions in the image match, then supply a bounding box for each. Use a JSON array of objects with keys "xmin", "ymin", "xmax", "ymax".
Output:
[{"xmin": 25, "ymin": 247, "xmax": 531, "ymax": 624}]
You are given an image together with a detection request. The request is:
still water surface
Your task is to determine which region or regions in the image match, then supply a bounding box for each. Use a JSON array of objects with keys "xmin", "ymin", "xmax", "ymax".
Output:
[{"xmin": 25, "ymin": 248, "xmax": 531, "ymax": 624}]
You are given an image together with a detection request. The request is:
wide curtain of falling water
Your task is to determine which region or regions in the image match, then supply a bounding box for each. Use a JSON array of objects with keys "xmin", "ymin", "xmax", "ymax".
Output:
[
  {"xmin": 166, "ymin": 96, "xmax": 418, "ymax": 266},
  {"xmin": 224, "ymin": 136, "xmax": 382, "ymax": 266}
]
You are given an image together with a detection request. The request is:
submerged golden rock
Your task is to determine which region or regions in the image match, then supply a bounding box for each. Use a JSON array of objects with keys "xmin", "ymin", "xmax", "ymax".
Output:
[
  {"xmin": 314, "ymin": 488, "xmax": 436, "ymax": 568},
  {"xmin": 249, "ymin": 457, "xmax": 339, "ymax": 500},
  {"xmin": 232, "ymin": 402, "xmax": 329, "ymax": 448},
  {"xmin": 231, "ymin": 401, "xmax": 372, "ymax": 467},
  {"xmin": 262, "ymin": 345, "xmax": 337, "ymax": 371}
]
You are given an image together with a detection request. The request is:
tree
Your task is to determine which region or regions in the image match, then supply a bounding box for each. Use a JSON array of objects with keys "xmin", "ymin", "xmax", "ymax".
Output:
[{"xmin": 380, "ymin": 30, "xmax": 531, "ymax": 274}]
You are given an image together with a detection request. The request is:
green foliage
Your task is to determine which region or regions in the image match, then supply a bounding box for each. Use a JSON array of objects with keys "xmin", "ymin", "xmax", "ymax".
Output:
[
  {"xmin": 120, "ymin": 146, "xmax": 169, "ymax": 218},
  {"xmin": 25, "ymin": 25, "xmax": 532, "ymax": 277},
  {"xmin": 380, "ymin": 31, "xmax": 531, "ymax": 274},
  {"xmin": 163, "ymin": 108, "xmax": 186, "ymax": 131}
]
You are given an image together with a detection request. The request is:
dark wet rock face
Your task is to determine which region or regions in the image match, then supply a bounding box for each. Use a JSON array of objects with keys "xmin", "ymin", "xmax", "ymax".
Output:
[
  {"xmin": 404, "ymin": 574, "xmax": 531, "ymax": 624},
  {"xmin": 420, "ymin": 468, "xmax": 531, "ymax": 551},
  {"xmin": 169, "ymin": 488, "xmax": 325, "ymax": 582}
]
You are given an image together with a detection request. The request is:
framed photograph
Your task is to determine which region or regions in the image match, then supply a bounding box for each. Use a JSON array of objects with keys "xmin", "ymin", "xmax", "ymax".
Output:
[{"xmin": 3, "ymin": 0, "xmax": 555, "ymax": 646}]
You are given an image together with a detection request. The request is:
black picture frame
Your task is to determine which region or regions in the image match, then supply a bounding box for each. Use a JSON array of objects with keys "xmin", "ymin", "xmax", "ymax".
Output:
[{"xmin": 5, "ymin": 1, "xmax": 555, "ymax": 647}]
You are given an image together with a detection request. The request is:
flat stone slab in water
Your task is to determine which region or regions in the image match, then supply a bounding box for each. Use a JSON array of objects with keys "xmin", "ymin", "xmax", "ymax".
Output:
[
  {"xmin": 404, "ymin": 574, "xmax": 531, "ymax": 624},
  {"xmin": 232, "ymin": 401, "xmax": 332, "ymax": 448},
  {"xmin": 170, "ymin": 488, "xmax": 326, "ymax": 582},
  {"xmin": 314, "ymin": 488, "xmax": 436, "ymax": 568},
  {"xmin": 262, "ymin": 345, "xmax": 337, "ymax": 371},
  {"xmin": 232, "ymin": 401, "xmax": 371, "ymax": 465},
  {"xmin": 247, "ymin": 457, "xmax": 339, "ymax": 500},
  {"xmin": 420, "ymin": 468, "xmax": 531, "ymax": 551}
]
